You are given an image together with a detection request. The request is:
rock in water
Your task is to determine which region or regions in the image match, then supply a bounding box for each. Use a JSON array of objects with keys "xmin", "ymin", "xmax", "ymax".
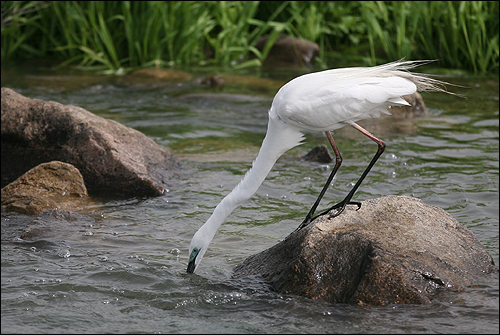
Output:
[
  {"xmin": 1, "ymin": 161, "xmax": 91, "ymax": 215},
  {"xmin": 232, "ymin": 196, "xmax": 498, "ymax": 305},
  {"xmin": 1, "ymin": 87, "xmax": 179, "ymax": 195}
]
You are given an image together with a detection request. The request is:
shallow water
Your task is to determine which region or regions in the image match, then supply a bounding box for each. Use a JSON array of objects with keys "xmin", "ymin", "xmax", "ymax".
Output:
[{"xmin": 1, "ymin": 63, "xmax": 499, "ymax": 333}]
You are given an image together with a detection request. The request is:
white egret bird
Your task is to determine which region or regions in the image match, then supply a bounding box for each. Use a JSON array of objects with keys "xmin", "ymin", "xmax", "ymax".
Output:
[{"xmin": 187, "ymin": 60, "xmax": 449, "ymax": 273}]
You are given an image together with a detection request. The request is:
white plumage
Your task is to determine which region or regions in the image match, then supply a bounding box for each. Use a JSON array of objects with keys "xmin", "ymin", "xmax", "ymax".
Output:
[{"xmin": 187, "ymin": 60, "xmax": 448, "ymax": 273}]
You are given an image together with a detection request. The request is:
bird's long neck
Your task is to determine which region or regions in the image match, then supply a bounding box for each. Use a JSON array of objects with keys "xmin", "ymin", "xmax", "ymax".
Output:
[{"xmin": 199, "ymin": 114, "xmax": 304, "ymax": 240}]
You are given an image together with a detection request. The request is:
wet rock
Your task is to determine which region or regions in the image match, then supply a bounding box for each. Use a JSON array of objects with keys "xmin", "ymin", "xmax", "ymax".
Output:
[
  {"xmin": 255, "ymin": 35, "xmax": 319, "ymax": 68},
  {"xmin": 199, "ymin": 74, "xmax": 284, "ymax": 93},
  {"xmin": 0, "ymin": 62, "xmax": 112, "ymax": 93},
  {"xmin": 201, "ymin": 74, "xmax": 226, "ymax": 88},
  {"xmin": 118, "ymin": 68, "xmax": 193, "ymax": 87},
  {"xmin": 1, "ymin": 87, "xmax": 179, "ymax": 195},
  {"xmin": 302, "ymin": 145, "xmax": 334, "ymax": 163},
  {"xmin": 21, "ymin": 209, "xmax": 97, "ymax": 240},
  {"xmin": 232, "ymin": 195, "xmax": 498, "ymax": 305},
  {"xmin": 1, "ymin": 161, "xmax": 91, "ymax": 215},
  {"xmin": 178, "ymin": 93, "xmax": 268, "ymax": 103},
  {"xmin": 130, "ymin": 68, "xmax": 193, "ymax": 81},
  {"xmin": 389, "ymin": 92, "xmax": 428, "ymax": 118}
]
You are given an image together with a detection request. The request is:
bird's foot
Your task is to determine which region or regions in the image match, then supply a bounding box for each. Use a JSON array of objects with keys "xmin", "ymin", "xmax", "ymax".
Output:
[
  {"xmin": 292, "ymin": 200, "xmax": 361, "ymax": 235},
  {"xmin": 293, "ymin": 215, "xmax": 313, "ymax": 233},
  {"xmin": 326, "ymin": 200, "xmax": 361, "ymax": 219}
]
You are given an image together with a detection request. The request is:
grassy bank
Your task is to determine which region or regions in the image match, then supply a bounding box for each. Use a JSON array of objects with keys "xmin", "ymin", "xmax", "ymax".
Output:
[{"xmin": 1, "ymin": 1, "xmax": 498, "ymax": 74}]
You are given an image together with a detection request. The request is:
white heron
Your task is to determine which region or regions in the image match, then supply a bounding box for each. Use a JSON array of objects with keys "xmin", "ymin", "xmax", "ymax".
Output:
[{"xmin": 187, "ymin": 60, "xmax": 450, "ymax": 273}]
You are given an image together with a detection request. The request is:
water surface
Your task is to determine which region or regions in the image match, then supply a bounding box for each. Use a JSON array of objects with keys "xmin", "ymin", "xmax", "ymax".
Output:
[{"xmin": 1, "ymin": 63, "xmax": 498, "ymax": 333}]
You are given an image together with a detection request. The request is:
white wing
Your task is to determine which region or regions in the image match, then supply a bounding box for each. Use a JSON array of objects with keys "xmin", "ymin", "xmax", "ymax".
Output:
[{"xmin": 272, "ymin": 72, "xmax": 416, "ymax": 132}]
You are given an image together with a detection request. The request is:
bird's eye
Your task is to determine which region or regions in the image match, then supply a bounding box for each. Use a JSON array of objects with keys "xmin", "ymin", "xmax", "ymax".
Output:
[{"xmin": 189, "ymin": 247, "xmax": 200, "ymax": 263}]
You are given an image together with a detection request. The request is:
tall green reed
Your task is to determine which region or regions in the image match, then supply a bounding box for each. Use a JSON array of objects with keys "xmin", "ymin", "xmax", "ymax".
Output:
[
  {"xmin": 1, "ymin": 1, "xmax": 498, "ymax": 74},
  {"xmin": 1, "ymin": 1, "xmax": 50, "ymax": 59},
  {"xmin": 1, "ymin": 1, "xmax": 293, "ymax": 73},
  {"xmin": 359, "ymin": 1, "xmax": 499, "ymax": 74}
]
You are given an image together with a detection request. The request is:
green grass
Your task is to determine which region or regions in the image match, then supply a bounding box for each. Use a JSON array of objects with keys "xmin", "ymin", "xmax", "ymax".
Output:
[
  {"xmin": 1, "ymin": 1, "xmax": 498, "ymax": 74},
  {"xmin": 359, "ymin": 1, "xmax": 499, "ymax": 73}
]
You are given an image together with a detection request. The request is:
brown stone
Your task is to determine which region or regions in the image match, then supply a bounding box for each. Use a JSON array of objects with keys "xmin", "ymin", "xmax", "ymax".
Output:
[
  {"xmin": 1, "ymin": 87, "xmax": 179, "ymax": 195},
  {"xmin": 1, "ymin": 161, "xmax": 91, "ymax": 215},
  {"xmin": 232, "ymin": 196, "xmax": 498, "ymax": 305}
]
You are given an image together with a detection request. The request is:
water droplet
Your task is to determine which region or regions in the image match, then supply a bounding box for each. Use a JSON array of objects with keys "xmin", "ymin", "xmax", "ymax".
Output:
[
  {"xmin": 168, "ymin": 248, "xmax": 181, "ymax": 256},
  {"xmin": 386, "ymin": 153, "xmax": 398, "ymax": 160},
  {"xmin": 58, "ymin": 250, "xmax": 71, "ymax": 258}
]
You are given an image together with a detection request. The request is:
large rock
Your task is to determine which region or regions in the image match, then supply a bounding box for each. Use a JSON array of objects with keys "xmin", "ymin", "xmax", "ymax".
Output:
[
  {"xmin": 1, "ymin": 87, "xmax": 179, "ymax": 195},
  {"xmin": 1, "ymin": 161, "xmax": 91, "ymax": 215},
  {"xmin": 232, "ymin": 196, "xmax": 498, "ymax": 305}
]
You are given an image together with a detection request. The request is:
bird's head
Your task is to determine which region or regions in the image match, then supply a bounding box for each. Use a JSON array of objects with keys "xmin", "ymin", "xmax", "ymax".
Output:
[{"xmin": 187, "ymin": 229, "xmax": 210, "ymax": 273}]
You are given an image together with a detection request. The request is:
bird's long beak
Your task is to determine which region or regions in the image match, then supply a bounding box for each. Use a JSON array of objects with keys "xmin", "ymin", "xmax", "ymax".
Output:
[
  {"xmin": 187, "ymin": 259, "xmax": 196, "ymax": 273},
  {"xmin": 187, "ymin": 247, "xmax": 200, "ymax": 273}
]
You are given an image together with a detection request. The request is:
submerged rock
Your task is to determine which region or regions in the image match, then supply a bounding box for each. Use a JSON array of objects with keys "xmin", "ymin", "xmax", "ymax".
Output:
[
  {"xmin": 20, "ymin": 209, "xmax": 98, "ymax": 241},
  {"xmin": 1, "ymin": 87, "xmax": 179, "ymax": 195},
  {"xmin": 1, "ymin": 161, "xmax": 91, "ymax": 215},
  {"xmin": 302, "ymin": 145, "xmax": 334, "ymax": 163},
  {"xmin": 199, "ymin": 73, "xmax": 284, "ymax": 93},
  {"xmin": 232, "ymin": 195, "xmax": 498, "ymax": 305},
  {"xmin": 389, "ymin": 92, "xmax": 428, "ymax": 118},
  {"xmin": 119, "ymin": 68, "xmax": 193, "ymax": 87}
]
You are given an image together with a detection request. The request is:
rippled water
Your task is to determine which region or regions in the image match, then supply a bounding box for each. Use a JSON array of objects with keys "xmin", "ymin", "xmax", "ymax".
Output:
[{"xmin": 1, "ymin": 64, "xmax": 498, "ymax": 333}]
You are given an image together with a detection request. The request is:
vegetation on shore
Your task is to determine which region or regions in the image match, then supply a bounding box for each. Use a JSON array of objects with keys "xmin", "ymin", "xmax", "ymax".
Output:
[{"xmin": 1, "ymin": 1, "xmax": 498, "ymax": 74}]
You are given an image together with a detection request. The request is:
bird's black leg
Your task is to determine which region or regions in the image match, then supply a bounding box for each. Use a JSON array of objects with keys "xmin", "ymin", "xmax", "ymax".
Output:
[
  {"xmin": 294, "ymin": 131, "xmax": 342, "ymax": 232},
  {"xmin": 322, "ymin": 123, "xmax": 385, "ymax": 219}
]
